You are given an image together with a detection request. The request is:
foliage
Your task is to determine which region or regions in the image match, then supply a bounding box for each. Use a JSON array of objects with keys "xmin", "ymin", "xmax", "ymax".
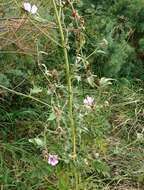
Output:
[
  {"xmin": 0, "ymin": 0, "xmax": 144, "ymax": 190},
  {"xmin": 79, "ymin": 0, "xmax": 144, "ymax": 78}
]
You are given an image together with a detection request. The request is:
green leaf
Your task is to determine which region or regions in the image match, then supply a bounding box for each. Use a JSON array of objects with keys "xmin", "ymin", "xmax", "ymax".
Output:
[
  {"xmin": 48, "ymin": 112, "xmax": 56, "ymax": 121},
  {"xmin": 93, "ymin": 160, "xmax": 110, "ymax": 177},
  {"xmin": 29, "ymin": 137, "xmax": 45, "ymax": 147},
  {"xmin": 87, "ymin": 76, "xmax": 95, "ymax": 87},
  {"xmin": 0, "ymin": 74, "xmax": 10, "ymax": 87},
  {"xmin": 30, "ymin": 86, "xmax": 42, "ymax": 95},
  {"xmin": 99, "ymin": 77, "xmax": 115, "ymax": 87}
]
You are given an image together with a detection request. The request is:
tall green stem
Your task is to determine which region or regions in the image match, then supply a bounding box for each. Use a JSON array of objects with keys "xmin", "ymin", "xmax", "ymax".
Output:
[{"xmin": 51, "ymin": 0, "xmax": 76, "ymax": 159}]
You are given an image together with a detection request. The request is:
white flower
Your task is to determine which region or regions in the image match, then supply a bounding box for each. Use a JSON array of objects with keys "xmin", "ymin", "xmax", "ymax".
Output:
[
  {"xmin": 83, "ymin": 96, "xmax": 94, "ymax": 107},
  {"xmin": 24, "ymin": 2, "xmax": 31, "ymax": 12},
  {"xmin": 23, "ymin": 2, "xmax": 38, "ymax": 14}
]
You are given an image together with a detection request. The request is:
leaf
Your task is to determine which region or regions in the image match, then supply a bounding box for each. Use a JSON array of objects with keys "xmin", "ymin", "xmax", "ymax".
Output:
[
  {"xmin": 0, "ymin": 74, "xmax": 10, "ymax": 87},
  {"xmin": 48, "ymin": 112, "xmax": 56, "ymax": 121},
  {"xmin": 87, "ymin": 76, "xmax": 95, "ymax": 87},
  {"xmin": 97, "ymin": 50, "xmax": 106, "ymax": 54},
  {"xmin": 99, "ymin": 77, "xmax": 115, "ymax": 87},
  {"xmin": 93, "ymin": 160, "xmax": 110, "ymax": 177},
  {"xmin": 29, "ymin": 137, "xmax": 45, "ymax": 147},
  {"xmin": 30, "ymin": 86, "xmax": 42, "ymax": 95}
]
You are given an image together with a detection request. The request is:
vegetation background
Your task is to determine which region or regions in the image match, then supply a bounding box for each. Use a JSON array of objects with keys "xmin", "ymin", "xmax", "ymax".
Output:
[{"xmin": 0, "ymin": 0, "xmax": 144, "ymax": 189}]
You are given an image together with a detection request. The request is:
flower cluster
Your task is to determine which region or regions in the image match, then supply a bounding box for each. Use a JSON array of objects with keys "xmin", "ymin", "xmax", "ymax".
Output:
[{"xmin": 23, "ymin": 2, "xmax": 38, "ymax": 14}]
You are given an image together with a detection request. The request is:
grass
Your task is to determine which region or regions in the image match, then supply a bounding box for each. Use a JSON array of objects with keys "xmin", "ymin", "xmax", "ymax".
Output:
[{"xmin": 0, "ymin": 80, "xmax": 144, "ymax": 190}]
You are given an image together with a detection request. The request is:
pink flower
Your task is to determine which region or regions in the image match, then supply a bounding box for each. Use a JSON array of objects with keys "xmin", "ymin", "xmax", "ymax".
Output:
[
  {"xmin": 83, "ymin": 96, "xmax": 94, "ymax": 107},
  {"xmin": 48, "ymin": 154, "xmax": 59, "ymax": 166},
  {"xmin": 23, "ymin": 2, "xmax": 38, "ymax": 14}
]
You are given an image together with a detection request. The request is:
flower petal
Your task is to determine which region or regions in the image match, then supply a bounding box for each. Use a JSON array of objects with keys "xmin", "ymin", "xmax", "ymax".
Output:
[
  {"xmin": 83, "ymin": 96, "xmax": 94, "ymax": 107},
  {"xmin": 48, "ymin": 154, "xmax": 59, "ymax": 166},
  {"xmin": 23, "ymin": 2, "xmax": 31, "ymax": 12},
  {"xmin": 31, "ymin": 5, "xmax": 38, "ymax": 14}
]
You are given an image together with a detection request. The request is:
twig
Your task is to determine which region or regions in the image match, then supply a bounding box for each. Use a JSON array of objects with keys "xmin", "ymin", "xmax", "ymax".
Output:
[{"xmin": 0, "ymin": 84, "xmax": 51, "ymax": 108}]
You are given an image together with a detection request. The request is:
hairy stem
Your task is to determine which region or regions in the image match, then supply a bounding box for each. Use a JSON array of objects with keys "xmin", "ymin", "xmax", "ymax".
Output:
[{"xmin": 51, "ymin": 0, "xmax": 76, "ymax": 159}]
